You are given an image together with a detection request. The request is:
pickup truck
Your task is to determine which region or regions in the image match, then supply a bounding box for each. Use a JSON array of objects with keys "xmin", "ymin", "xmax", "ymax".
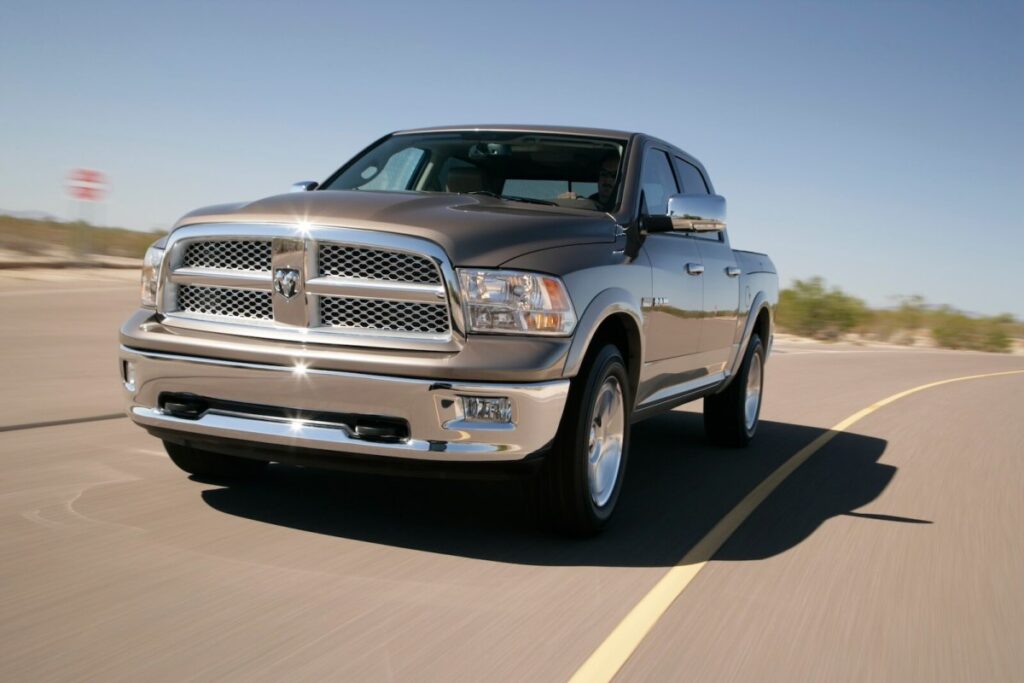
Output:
[{"xmin": 120, "ymin": 124, "xmax": 778, "ymax": 534}]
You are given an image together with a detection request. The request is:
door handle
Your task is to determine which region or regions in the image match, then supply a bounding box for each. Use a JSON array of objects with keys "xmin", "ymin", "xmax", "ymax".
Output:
[
  {"xmin": 685, "ymin": 263, "xmax": 705, "ymax": 276},
  {"xmin": 726, "ymin": 266, "xmax": 742, "ymax": 277}
]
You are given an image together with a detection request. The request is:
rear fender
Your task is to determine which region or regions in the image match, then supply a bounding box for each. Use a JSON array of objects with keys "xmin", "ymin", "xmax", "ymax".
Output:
[{"xmin": 716, "ymin": 292, "xmax": 773, "ymax": 393}]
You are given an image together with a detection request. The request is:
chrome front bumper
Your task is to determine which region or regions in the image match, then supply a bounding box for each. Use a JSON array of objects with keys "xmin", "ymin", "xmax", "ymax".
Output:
[{"xmin": 120, "ymin": 346, "xmax": 570, "ymax": 462}]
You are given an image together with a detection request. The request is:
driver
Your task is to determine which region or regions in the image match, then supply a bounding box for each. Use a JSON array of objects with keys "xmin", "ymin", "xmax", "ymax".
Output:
[{"xmin": 590, "ymin": 151, "xmax": 621, "ymax": 210}]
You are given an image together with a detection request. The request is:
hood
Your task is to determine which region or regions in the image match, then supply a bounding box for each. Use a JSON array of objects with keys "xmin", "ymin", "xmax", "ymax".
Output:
[{"xmin": 173, "ymin": 190, "xmax": 616, "ymax": 267}]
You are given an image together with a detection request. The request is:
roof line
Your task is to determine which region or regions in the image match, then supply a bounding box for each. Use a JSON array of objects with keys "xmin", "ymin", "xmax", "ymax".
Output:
[{"xmin": 393, "ymin": 124, "xmax": 634, "ymax": 139}]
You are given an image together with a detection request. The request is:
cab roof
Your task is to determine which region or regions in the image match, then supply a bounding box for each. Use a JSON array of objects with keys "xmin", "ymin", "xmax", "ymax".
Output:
[{"xmin": 394, "ymin": 124, "xmax": 635, "ymax": 140}]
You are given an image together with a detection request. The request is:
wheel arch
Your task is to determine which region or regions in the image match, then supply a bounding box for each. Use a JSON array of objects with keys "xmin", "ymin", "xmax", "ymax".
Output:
[
  {"xmin": 563, "ymin": 289, "xmax": 643, "ymax": 401},
  {"xmin": 716, "ymin": 293, "xmax": 773, "ymax": 394}
]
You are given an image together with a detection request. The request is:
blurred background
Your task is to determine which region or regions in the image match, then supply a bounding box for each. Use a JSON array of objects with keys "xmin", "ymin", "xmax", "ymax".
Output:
[{"xmin": 2, "ymin": 0, "xmax": 1021, "ymax": 348}]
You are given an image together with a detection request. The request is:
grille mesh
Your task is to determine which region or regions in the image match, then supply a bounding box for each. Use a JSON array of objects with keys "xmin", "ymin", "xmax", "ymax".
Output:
[
  {"xmin": 182, "ymin": 240, "xmax": 272, "ymax": 271},
  {"xmin": 171, "ymin": 237, "xmax": 452, "ymax": 339},
  {"xmin": 177, "ymin": 285, "xmax": 273, "ymax": 320},
  {"xmin": 319, "ymin": 296, "xmax": 450, "ymax": 334},
  {"xmin": 318, "ymin": 245, "xmax": 440, "ymax": 284}
]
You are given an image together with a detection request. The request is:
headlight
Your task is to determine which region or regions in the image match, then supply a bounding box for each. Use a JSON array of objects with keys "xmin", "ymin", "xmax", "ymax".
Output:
[
  {"xmin": 458, "ymin": 269, "xmax": 577, "ymax": 335},
  {"xmin": 141, "ymin": 244, "xmax": 164, "ymax": 308}
]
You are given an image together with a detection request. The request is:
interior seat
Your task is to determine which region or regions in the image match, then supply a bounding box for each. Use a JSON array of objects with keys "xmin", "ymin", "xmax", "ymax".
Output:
[{"xmin": 446, "ymin": 167, "xmax": 484, "ymax": 193}]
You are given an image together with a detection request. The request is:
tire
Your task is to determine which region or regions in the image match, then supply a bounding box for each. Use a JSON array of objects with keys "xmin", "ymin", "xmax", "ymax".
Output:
[
  {"xmin": 704, "ymin": 333, "xmax": 765, "ymax": 447},
  {"xmin": 541, "ymin": 344, "xmax": 632, "ymax": 536},
  {"xmin": 163, "ymin": 441, "xmax": 267, "ymax": 479}
]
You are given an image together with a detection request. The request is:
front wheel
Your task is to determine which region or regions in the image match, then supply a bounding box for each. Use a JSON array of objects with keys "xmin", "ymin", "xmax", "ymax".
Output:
[
  {"xmin": 704, "ymin": 333, "xmax": 765, "ymax": 447},
  {"xmin": 541, "ymin": 344, "xmax": 632, "ymax": 536}
]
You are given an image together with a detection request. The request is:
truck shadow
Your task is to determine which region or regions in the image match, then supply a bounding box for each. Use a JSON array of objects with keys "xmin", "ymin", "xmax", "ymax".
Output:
[{"xmin": 200, "ymin": 413, "xmax": 919, "ymax": 567}]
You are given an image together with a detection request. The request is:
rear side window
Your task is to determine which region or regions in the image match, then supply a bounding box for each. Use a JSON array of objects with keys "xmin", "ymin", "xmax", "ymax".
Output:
[
  {"xmin": 673, "ymin": 157, "xmax": 709, "ymax": 194},
  {"xmin": 640, "ymin": 149, "xmax": 678, "ymax": 215}
]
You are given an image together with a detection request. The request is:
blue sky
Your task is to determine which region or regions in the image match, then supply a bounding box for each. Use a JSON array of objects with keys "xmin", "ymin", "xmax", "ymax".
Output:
[{"xmin": 2, "ymin": 0, "xmax": 1021, "ymax": 315}]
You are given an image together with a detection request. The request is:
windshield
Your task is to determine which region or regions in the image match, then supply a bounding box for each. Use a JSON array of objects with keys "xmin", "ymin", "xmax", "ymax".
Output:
[{"xmin": 322, "ymin": 131, "xmax": 627, "ymax": 212}]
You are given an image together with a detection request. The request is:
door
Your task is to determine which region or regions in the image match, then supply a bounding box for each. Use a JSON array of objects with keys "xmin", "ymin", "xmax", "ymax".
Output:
[
  {"xmin": 638, "ymin": 149, "xmax": 705, "ymax": 403},
  {"xmin": 671, "ymin": 155, "xmax": 741, "ymax": 370},
  {"xmin": 696, "ymin": 238, "xmax": 741, "ymax": 370},
  {"xmin": 643, "ymin": 233, "xmax": 703, "ymax": 361}
]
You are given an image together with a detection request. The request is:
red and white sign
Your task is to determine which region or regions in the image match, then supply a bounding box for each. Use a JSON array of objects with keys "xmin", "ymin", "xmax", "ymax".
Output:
[{"xmin": 66, "ymin": 168, "xmax": 108, "ymax": 201}]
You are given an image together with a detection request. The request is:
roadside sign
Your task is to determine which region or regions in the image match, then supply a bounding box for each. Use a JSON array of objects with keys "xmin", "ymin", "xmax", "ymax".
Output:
[{"xmin": 66, "ymin": 168, "xmax": 108, "ymax": 201}]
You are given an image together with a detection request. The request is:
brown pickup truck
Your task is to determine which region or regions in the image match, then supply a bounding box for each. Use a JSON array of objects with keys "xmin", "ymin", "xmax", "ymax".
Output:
[{"xmin": 120, "ymin": 125, "xmax": 778, "ymax": 534}]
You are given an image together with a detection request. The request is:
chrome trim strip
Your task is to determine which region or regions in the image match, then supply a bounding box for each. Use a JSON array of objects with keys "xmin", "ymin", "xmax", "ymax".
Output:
[
  {"xmin": 156, "ymin": 315, "xmax": 452, "ymax": 345},
  {"xmin": 131, "ymin": 406, "xmax": 555, "ymax": 458},
  {"xmin": 133, "ymin": 407, "xmax": 456, "ymax": 455},
  {"xmin": 305, "ymin": 277, "xmax": 446, "ymax": 303},
  {"xmin": 169, "ymin": 269, "xmax": 272, "ymax": 290}
]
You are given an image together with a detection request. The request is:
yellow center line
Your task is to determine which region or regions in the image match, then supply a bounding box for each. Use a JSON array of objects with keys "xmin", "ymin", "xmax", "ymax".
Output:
[{"xmin": 570, "ymin": 369, "xmax": 1024, "ymax": 683}]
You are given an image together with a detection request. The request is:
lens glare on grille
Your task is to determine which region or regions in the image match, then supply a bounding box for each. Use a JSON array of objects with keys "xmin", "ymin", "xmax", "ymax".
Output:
[
  {"xmin": 318, "ymin": 245, "xmax": 440, "ymax": 284},
  {"xmin": 178, "ymin": 285, "xmax": 273, "ymax": 320},
  {"xmin": 182, "ymin": 240, "xmax": 272, "ymax": 271},
  {"xmin": 319, "ymin": 297, "xmax": 450, "ymax": 334}
]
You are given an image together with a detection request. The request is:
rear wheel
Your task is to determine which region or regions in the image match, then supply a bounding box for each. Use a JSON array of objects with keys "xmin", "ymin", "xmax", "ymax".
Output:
[
  {"xmin": 704, "ymin": 333, "xmax": 765, "ymax": 447},
  {"xmin": 541, "ymin": 344, "xmax": 631, "ymax": 536},
  {"xmin": 163, "ymin": 441, "xmax": 267, "ymax": 479}
]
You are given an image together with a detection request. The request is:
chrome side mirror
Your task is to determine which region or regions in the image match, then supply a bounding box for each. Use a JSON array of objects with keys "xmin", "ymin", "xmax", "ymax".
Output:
[
  {"xmin": 290, "ymin": 181, "xmax": 319, "ymax": 193},
  {"xmin": 667, "ymin": 194, "xmax": 726, "ymax": 232}
]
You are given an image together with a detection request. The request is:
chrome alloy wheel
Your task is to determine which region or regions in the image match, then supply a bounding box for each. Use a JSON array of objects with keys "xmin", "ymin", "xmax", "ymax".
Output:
[
  {"xmin": 744, "ymin": 350, "xmax": 763, "ymax": 431},
  {"xmin": 587, "ymin": 376, "xmax": 625, "ymax": 508}
]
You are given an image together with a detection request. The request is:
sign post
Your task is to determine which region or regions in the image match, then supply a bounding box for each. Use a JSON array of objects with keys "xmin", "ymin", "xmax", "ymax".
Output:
[{"xmin": 65, "ymin": 168, "xmax": 109, "ymax": 256}]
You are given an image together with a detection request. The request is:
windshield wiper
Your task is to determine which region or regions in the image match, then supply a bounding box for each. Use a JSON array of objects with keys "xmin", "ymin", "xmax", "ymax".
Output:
[{"xmin": 465, "ymin": 191, "xmax": 558, "ymax": 206}]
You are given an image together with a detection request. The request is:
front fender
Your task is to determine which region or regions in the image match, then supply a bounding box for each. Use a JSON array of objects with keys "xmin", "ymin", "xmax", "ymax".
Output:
[{"xmin": 563, "ymin": 287, "xmax": 644, "ymax": 379}]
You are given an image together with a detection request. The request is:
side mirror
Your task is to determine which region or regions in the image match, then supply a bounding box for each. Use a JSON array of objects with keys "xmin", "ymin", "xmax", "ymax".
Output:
[
  {"xmin": 667, "ymin": 194, "xmax": 726, "ymax": 232},
  {"xmin": 290, "ymin": 181, "xmax": 319, "ymax": 193}
]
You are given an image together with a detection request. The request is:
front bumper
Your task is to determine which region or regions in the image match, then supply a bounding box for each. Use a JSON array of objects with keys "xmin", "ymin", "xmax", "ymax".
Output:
[{"xmin": 120, "ymin": 346, "xmax": 570, "ymax": 463}]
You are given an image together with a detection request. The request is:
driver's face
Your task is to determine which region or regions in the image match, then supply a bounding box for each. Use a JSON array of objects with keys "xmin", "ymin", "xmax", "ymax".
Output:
[{"xmin": 598, "ymin": 159, "xmax": 618, "ymax": 202}]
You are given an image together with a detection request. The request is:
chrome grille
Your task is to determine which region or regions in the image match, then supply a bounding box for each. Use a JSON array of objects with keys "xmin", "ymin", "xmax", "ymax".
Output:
[
  {"xmin": 163, "ymin": 226, "xmax": 457, "ymax": 348},
  {"xmin": 177, "ymin": 285, "xmax": 273, "ymax": 320},
  {"xmin": 318, "ymin": 245, "xmax": 440, "ymax": 284},
  {"xmin": 319, "ymin": 296, "xmax": 450, "ymax": 335},
  {"xmin": 182, "ymin": 240, "xmax": 272, "ymax": 271}
]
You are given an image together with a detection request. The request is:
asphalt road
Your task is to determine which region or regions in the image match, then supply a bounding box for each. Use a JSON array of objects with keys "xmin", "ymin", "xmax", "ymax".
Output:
[{"xmin": 2, "ymin": 272, "xmax": 1022, "ymax": 682}]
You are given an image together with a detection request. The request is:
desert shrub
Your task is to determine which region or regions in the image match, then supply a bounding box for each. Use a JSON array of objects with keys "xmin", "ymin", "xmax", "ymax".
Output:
[
  {"xmin": 777, "ymin": 277, "xmax": 869, "ymax": 339},
  {"xmin": 861, "ymin": 295, "xmax": 929, "ymax": 343},
  {"xmin": 924, "ymin": 307, "xmax": 1012, "ymax": 352},
  {"xmin": 779, "ymin": 279, "xmax": 1016, "ymax": 352}
]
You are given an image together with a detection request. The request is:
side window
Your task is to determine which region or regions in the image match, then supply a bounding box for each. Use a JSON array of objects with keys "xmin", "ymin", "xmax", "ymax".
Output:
[
  {"xmin": 673, "ymin": 157, "xmax": 709, "ymax": 195},
  {"xmin": 640, "ymin": 149, "xmax": 678, "ymax": 215}
]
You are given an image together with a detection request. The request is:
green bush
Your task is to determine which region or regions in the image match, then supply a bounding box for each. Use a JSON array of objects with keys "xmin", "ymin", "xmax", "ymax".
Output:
[
  {"xmin": 777, "ymin": 277, "xmax": 869, "ymax": 339},
  {"xmin": 854, "ymin": 295, "xmax": 928, "ymax": 343},
  {"xmin": 931, "ymin": 308, "xmax": 1013, "ymax": 352}
]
